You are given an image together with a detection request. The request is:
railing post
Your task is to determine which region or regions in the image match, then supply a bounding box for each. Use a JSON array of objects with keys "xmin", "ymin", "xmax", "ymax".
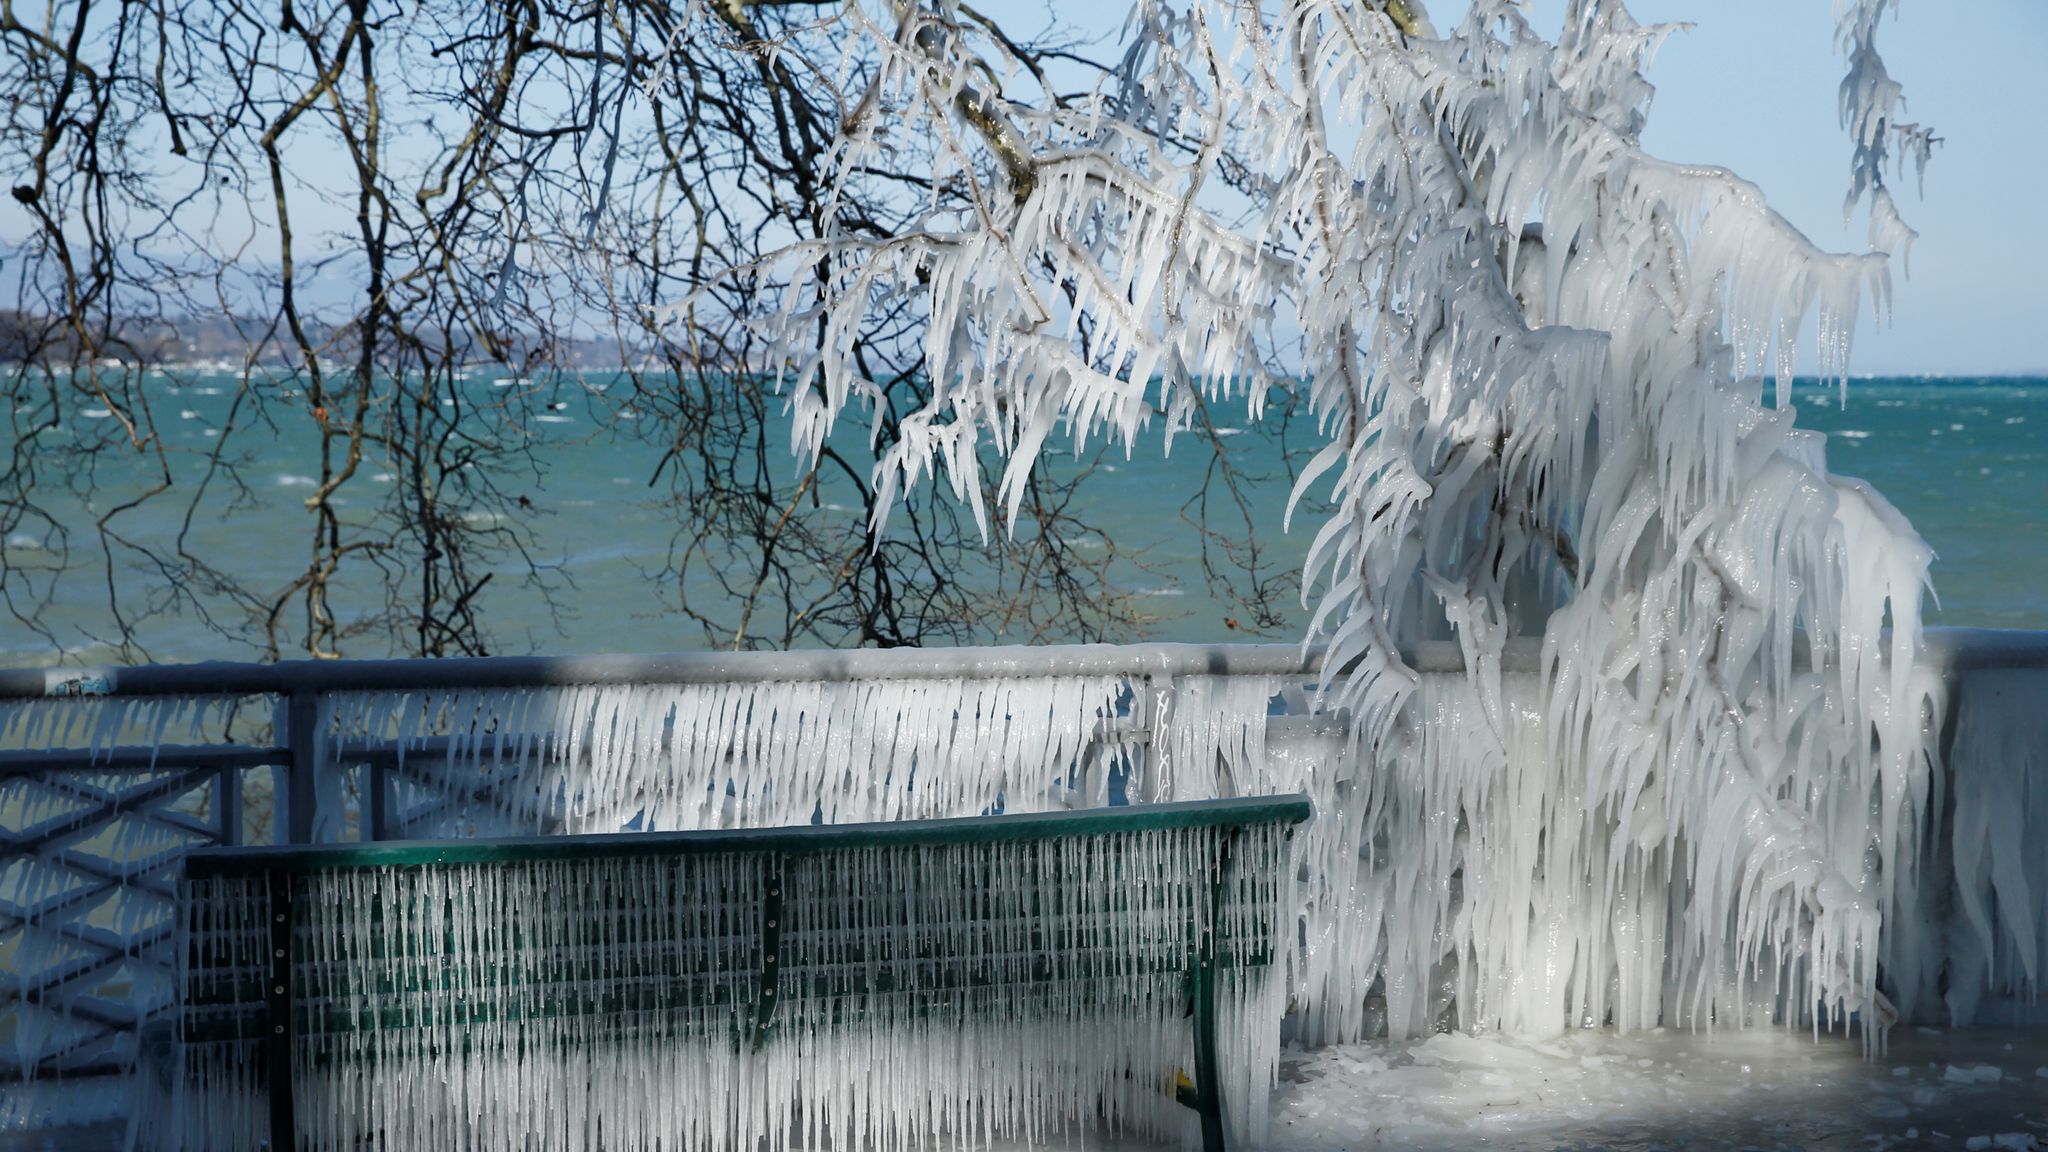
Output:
[
  {"xmin": 751, "ymin": 855, "xmax": 786, "ymax": 1051},
  {"xmin": 366, "ymin": 760, "xmax": 389, "ymax": 842},
  {"xmin": 217, "ymin": 764, "xmax": 244, "ymax": 847},
  {"xmin": 285, "ymin": 690, "xmax": 322, "ymax": 845},
  {"xmin": 1188, "ymin": 829, "xmax": 1234, "ymax": 1152},
  {"xmin": 265, "ymin": 869, "xmax": 297, "ymax": 1151}
]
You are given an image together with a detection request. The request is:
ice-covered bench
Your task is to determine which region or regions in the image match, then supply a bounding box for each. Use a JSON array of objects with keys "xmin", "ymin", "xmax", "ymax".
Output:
[{"xmin": 160, "ymin": 795, "xmax": 1310, "ymax": 1152}]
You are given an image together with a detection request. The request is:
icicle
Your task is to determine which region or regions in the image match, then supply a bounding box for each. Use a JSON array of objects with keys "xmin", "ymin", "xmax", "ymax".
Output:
[{"xmin": 322, "ymin": 676, "xmax": 1124, "ymax": 838}]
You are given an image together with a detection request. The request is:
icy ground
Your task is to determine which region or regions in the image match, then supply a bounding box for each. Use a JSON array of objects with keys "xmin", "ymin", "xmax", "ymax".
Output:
[
  {"xmin": 1255, "ymin": 1027, "xmax": 2048, "ymax": 1151},
  {"xmin": 986, "ymin": 1027, "xmax": 2048, "ymax": 1152},
  {"xmin": 8, "ymin": 1029, "xmax": 2047, "ymax": 1151}
]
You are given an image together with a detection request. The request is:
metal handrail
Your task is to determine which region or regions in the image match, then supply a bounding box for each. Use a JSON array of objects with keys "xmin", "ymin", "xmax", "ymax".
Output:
[
  {"xmin": 8, "ymin": 628, "xmax": 2046, "ymax": 703},
  {"xmin": 2, "ymin": 641, "xmax": 1324, "ymax": 698},
  {"xmin": 6, "ymin": 629, "xmax": 2041, "ymax": 819},
  {"xmin": 184, "ymin": 794, "xmax": 1314, "ymax": 876}
]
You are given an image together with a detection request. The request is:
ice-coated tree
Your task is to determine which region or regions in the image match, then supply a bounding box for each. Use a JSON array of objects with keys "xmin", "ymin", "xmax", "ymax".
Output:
[
  {"xmin": 2, "ymin": 0, "xmax": 1943, "ymax": 1041},
  {"xmin": 729, "ymin": 0, "xmax": 1939, "ymax": 1037}
]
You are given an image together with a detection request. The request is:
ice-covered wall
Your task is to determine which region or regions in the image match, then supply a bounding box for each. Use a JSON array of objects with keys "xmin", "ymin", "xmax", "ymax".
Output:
[{"xmin": 1945, "ymin": 667, "xmax": 2048, "ymax": 1026}]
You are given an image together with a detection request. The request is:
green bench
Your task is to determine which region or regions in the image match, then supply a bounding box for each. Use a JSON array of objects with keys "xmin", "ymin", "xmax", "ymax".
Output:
[{"xmin": 163, "ymin": 795, "xmax": 1311, "ymax": 1152}]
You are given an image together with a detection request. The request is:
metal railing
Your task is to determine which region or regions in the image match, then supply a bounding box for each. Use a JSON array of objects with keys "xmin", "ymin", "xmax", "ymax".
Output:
[
  {"xmin": 2, "ymin": 629, "xmax": 2044, "ymax": 1123},
  {"xmin": 0, "ymin": 641, "xmax": 1330, "ymax": 1109}
]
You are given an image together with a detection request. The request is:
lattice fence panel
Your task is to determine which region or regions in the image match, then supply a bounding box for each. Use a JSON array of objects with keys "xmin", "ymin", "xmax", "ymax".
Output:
[{"xmin": 0, "ymin": 762, "xmax": 278, "ymax": 1095}]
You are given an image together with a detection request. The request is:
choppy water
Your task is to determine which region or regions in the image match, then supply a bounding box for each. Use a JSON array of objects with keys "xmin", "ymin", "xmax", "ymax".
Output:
[
  {"xmin": 1787, "ymin": 376, "xmax": 2047, "ymax": 633},
  {"xmin": 3, "ymin": 372, "xmax": 2041, "ymax": 663}
]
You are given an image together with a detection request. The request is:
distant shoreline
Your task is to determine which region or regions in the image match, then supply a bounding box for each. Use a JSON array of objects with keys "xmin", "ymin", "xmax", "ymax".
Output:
[{"xmin": 8, "ymin": 359, "xmax": 2047, "ymax": 384}]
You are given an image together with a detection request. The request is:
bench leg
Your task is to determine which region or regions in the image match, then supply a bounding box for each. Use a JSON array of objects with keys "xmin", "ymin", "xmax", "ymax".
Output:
[
  {"xmin": 1190, "ymin": 954, "xmax": 1226, "ymax": 1152},
  {"xmin": 266, "ymin": 871, "xmax": 296, "ymax": 1152}
]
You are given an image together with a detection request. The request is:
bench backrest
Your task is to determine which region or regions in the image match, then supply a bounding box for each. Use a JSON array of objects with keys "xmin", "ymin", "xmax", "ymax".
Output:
[{"xmin": 162, "ymin": 795, "xmax": 1310, "ymax": 1152}]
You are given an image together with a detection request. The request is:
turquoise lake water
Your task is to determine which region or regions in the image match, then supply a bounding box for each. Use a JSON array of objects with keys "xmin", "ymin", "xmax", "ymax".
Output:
[
  {"xmin": 1787, "ymin": 376, "xmax": 2046, "ymax": 633},
  {"xmin": 3, "ymin": 372, "xmax": 2041, "ymax": 663}
]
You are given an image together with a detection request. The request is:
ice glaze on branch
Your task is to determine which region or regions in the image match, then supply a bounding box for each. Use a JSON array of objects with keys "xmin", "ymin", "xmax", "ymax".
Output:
[{"xmin": 736, "ymin": 0, "xmax": 1939, "ymax": 1044}]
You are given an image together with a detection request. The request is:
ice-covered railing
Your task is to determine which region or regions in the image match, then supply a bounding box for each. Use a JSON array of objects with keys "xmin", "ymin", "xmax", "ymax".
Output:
[
  {"xmin": 0, "ymin": 684, "xmax": 281, "ymax": 1130},
  {"xmin": 3, "ymin": 631, "xmax": 2048, "ymax": 1131},
  {"xmin": 157, "ymin": 799, "xmax": 1305, "ymax": 1152},
  {"xmin": 0, "ymin": 642, "xmax": 1330, "ymax": 1130}
]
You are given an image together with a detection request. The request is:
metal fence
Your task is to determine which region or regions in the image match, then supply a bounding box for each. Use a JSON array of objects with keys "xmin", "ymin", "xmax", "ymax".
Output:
[
  {"xmin": 0, "ymin": 641, "xmax": 1333, "ymax": 1121},
  {"xmin": 2, "ymin": 630, "xmax": 2044, "ymax": 1128}
]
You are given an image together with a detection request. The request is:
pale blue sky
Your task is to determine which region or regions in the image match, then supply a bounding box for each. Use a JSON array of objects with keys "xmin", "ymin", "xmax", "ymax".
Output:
[
  {"xmin": 1023, "ymin": 0, "xmax": 2048, "ymax": 376},
  {"xmin": 6, "ymin": 1, "xmax": 2036, "ymax": 375},
  {"xmin": 1530, "ymin": 0, "xmax": 2048, "ymax": 376}
]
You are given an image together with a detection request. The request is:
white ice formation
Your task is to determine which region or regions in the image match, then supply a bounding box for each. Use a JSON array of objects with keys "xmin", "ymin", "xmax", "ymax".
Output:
[
  {"xmin": 296, "ymin": 653, "xmax": 1953, "ymax": 1049},
  {"xmin": 8, "ymin": 644, "xmax": 2047, "ymax": 1138},
  {"xmin": 736, "ymin": 0, "xmax": 1948, "ymax": 1049},
  {"xmin": 322, "ymin": 675, "xmax": 1127, "ymax": 835}
]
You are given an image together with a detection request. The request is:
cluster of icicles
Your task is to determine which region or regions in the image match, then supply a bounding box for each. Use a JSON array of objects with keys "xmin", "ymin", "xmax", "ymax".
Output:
[
  {"xmin": 304, "ymin": 667, "xmax": 1962, "ymax": 1045},
  {"xmin": 744, "ymin": 0, "xmax": 1955, "ymax": 1053},
  {"xmin": 150, "ymin": 823, "xmax": 1293, "ymax": 1151},
  {"xmin": 357, "ymin": 659, "xmax": 2048, "ymax": 1044}
]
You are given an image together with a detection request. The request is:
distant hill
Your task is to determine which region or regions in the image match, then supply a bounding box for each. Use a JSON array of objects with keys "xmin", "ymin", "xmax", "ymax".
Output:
[{"xmin": 0, "ymin": 310, "xmax": 647, "ymax": 371}]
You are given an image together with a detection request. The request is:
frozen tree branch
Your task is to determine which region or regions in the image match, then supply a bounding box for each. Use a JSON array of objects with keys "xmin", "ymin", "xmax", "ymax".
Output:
[
  {"xmin": 724, "ymin": 0, "xmax": 1940, "ymax": 1042},
  {"xmin": 1, "ymin": 0, "xmax": 1950, "ymax": 1044},
  {"xmin": 2, "ymin": 0, "xmax": 1199, "ymax": 658}
]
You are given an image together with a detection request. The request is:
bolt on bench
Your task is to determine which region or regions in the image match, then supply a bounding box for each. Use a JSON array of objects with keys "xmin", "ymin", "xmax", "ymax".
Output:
[{"xmin": 153, "ymin": 795, "xmax": 1311, "ymax": 1152}]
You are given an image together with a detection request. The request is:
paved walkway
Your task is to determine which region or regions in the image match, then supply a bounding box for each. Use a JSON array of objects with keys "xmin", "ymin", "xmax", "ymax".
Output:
[
  {"xmin": 0, "ymin": 1125, "xmax": 122, "ymax": 1152},
  {"xmin": 1258, "ymin": 1026, "xmax": 2047, "ymax": 1150}
]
